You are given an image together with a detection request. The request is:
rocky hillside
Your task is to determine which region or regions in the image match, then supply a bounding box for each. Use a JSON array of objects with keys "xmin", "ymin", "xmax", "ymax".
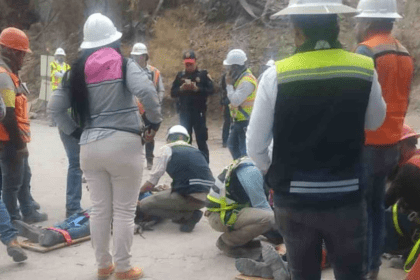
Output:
[{"xmin": 1, "ymin": 0, "xmax": 418, "ymax": 120}]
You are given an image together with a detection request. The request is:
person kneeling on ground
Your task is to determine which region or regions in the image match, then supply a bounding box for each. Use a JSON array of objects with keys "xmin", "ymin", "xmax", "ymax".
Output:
[
  {"xmin": 138, "ymin": 125, "xmax": 214, "ymax": 232},
  {"xmin": 206, "ymin": 156, "xmax": 281, "ymax": 259},
  {"xmin": 383, "ymin": 124, "xmax": 420, "ymax": 271}
]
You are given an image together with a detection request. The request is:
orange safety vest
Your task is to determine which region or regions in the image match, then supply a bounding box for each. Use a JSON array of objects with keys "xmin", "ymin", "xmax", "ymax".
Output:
[
  {"xmin": 360, "ymin": 33, "xmax": 414, "ymax": 146},
  {"xmin": 148, "ymin": 65, "xmax": 160, "ymax": 89},
  {"xmin": 0, "ymin": 67, "xmax": 30, "ymax": 143}
]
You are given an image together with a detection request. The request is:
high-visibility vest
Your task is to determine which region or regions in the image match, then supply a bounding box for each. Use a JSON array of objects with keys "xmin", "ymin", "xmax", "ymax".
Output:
[
  {"xmin": 229, "ymin": 69, "xmax": 257, "ymax": 121},
  {"xmin": 50, "ymin": 61, "xmax": 71, "ymax": 91},
  {"xmin": 0, "ymin": 67, "xmax": 30, "ymax": 143},
  {"xmin": 148, "ymin": 65, "xmax": 161, "ymax": 90},
  {"xmin": 359, "ymin": 33, "xmax": 414, "ymax": 146},
  {"xmin": 207, "ymin": 156, "xmax": 252, "ymax": 226}
]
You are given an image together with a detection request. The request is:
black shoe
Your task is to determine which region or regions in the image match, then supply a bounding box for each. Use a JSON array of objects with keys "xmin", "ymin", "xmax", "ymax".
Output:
[
  {"xmin": 216, "ymin": 237, "xmax": 262, "ymax": 259},
  {"xmin": 180, "ymin": 210, "xmax": 203, "ymax": 232},
  {"xmin": 22, "ymin": 210, "xmax": 48, "ymax": 224},
  {"xmin": 12, "ymin": 220, "xmax": 42, "ymax": 243},
  {"xmin": 32, "ymin": 200, "xmax": 41, "ymax": 210},
  {"xmin": 39, "ymin": 229, "xmax": 65, "ymax": 247}
]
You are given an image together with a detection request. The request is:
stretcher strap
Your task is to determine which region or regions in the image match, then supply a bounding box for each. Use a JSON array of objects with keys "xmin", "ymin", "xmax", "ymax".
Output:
[{"xmin": 47, "ymin": 227, "xmax": 73, "ymax": 245}]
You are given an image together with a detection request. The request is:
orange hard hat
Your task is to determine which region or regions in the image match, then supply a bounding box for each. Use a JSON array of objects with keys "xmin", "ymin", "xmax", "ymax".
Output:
[
  {"xmin": 401, "ymin": 124, "xmax": 420, "ymax": 141},
  {"xmin": 0, "ymin": 27, "xmax": 32, "ymax": 53}
]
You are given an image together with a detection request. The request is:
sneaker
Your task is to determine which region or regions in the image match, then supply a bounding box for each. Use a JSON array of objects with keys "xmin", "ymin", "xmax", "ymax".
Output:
[
  {"xmin": 115, "ymin": 267, "xmax": 143, "ymax": 280},
  {"xmin": 12, "ymin": 220, "xmax": 42, "ymax": 243},
  {"xmin": 98, "ymin": 264, "xmax": 115, "ymax": 279},
  {"xmin": 180, "ymin": 210, "xmax": 203, "ymax": 232},
  {"xmin": 6, "ymin": 239, "xmax": 27, "ymax": 262},
  {"xmin": 22, "ymin": 210, "xmax": 48, "ymax": 224}
]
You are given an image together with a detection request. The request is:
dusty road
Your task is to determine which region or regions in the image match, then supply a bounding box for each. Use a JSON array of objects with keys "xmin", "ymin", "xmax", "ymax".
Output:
[{"xmin": 0, "ymin": 120, "xmax": 409, "ymax": 280}]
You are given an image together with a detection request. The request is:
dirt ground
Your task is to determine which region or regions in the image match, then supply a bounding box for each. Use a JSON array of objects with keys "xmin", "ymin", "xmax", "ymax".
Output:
[{"xmin": 0, "ymin": 120, "xmax": 410, "ymax": 280}]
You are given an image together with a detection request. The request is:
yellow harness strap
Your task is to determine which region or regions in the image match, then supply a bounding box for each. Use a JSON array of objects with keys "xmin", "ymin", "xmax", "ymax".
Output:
[{"xmin": 393, "ymin": 203, "xmax": 404, "ymax": 237}]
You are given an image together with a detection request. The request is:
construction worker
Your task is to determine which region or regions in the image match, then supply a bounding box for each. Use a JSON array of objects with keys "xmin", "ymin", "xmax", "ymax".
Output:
[
  {"xmin": 48, "ymin": 13, "xmax": 162, "ymax": 279},
  {"xmin": 354, "ymin": 1, "xmax": 414, "ymax": 279},
  {"xmin": 0, "ymin": 27, "xmax": 48, "ymax": 224},
  {"xmin": 206, "ymin": 156, "xmax": 278, "ymax": 258},
  {"xmin": 139, "ymin": 125, "xmax": 214, "ymax": 233},
  {"xmin": 246, "ymin": 0, "xmax": 387, "ymax": 279},
  {"xmin": 50, "ymin": 47, "xmax": 70, "ymax": 91},
  {"xmin": 0, "ymin": 95, "xmax": 26, "ymax": 263},
  {"xmin": 170, "ymin": 50, "xmax": 214, "ymax": 162},
  {"xmin": 223, "ymin": 49, "xmax": 257, "ymax": 160},
  {"xmin": 131, "ymin": 43, "xmax": 164, "ymax": 170},
  {"xmin": 382, "ymin": 124, "xmax": 420, "ymax": 271}
]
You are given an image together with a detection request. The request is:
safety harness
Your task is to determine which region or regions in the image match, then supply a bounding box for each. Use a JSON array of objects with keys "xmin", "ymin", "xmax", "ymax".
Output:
[
  {"xmin": 392, "ymin": 202, "xmax": 420, "ymax": 272},
  {"xmin": 207, "ymin": 157, "xmax": 252, "ymax": 228}
]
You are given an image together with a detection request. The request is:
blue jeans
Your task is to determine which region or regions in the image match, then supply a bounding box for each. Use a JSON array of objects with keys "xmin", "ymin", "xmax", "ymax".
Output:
[
  {"xmin": 222, "ymin": 105, "xmax": 231, "ymax": 146},
  {"xmin": 179, "ymin": 110, "xmax": 209, "ymax": 162},
  {"xmin": 227, "ymin": 120, "xmax": 248, "ymax": 160},
  {"xmin": 59, "ymin": 130, "xmax": 83, "ymax": 215},
  {"xmin": 145, "ymin": 140, "xmax": 155, "ymax": 162},
  {"xmin": 362, "ymin": 145, "xmax": 399, "ymax": 272},
  {"xmin": 275, "ymin": 202, "xmax": 367, "ymax": 280},
  {"xmin": 54, "ymin": 210, "xmax": 90, "ymax": 240},
  {"xmin": 0, "ymin": 149, "xmax": 33, "ymax": 220},
  {"xmin": 0, "ymin": 199, "xmax": 17, "ymax": 245}
]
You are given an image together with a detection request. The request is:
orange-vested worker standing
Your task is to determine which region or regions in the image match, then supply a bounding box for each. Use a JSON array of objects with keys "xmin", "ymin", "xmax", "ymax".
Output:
[
  {"xmin": 0, "ymin": 28, "xmax": 48, "ymax": 224},
  {"xmin": 354, "ymin": 0, "xmax": 415, "ymax": 279}
]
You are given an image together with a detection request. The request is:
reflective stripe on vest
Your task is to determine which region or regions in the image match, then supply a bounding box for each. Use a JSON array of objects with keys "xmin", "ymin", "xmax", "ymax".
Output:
[
  {"xmin": 360, "ymin": 33, "xmax": 414, "ymax": 145},
  {"xmin": 0, "ymin": 67, "xmax": 30, "ymax": 143},
  {"xmin": 51, "ymin": 62, "xmax": 71, "ymax": 90},
  {"xmin": 391, "ymin": 201, "xmax": 420, "ymax": 273},
  {"xmin": 207, "ymin": 157, "xmax": 251, "ymax": 226},
  {"xmin": 230, "ymin": 69, "xmax": 257, "ymax": 121}
]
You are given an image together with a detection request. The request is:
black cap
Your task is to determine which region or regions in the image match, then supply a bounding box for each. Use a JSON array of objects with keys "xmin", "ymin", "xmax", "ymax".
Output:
[{"xmin": 183, "ymin": 50, "xmax": 196, "ymax": 60}]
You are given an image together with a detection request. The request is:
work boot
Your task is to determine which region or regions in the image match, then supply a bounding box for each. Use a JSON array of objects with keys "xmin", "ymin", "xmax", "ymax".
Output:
[
  {"xmin": 146, "ymin": 158, "xmax": 153, "ymax": 170},
  {"xmin": 262, "ymin": 243, "xmax": 290, "ymax": 280},
  {"xmin": 39, "ymin": 229, "xmax": 65, "ymax": 247},
  {"xmin": 22, "ymin": 210, "xmax": 48, "ymax": 224},
  {"xmin": 235, "ymin": 258, "xmax": 273, "ymax": 278},
  {"xmin": 216, "ymin": 236, "xmax": 262, "ymax": 259},
  {"xmin": 12, "ymin": 220, "xmax": 42, "ymax": 243},
  {"xmin": 6, "ymin": 239, "xmax": 27, "ymax": 262},
  {"xmin": 32, "ymin": 200, "xmax": 41, "ymax": 210},
  {"xmin": 180, "ymin": 210, "xmax": 203, "ymax": 232}
]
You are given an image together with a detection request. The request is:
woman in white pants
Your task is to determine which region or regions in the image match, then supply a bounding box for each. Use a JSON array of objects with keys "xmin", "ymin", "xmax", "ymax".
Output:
[{"xmin": 48, "ymin": 13, "xmax": 162, "ymax": 280}]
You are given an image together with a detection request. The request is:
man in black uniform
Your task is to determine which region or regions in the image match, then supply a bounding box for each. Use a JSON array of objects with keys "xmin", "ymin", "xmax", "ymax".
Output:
[{"xmin": 171, "ymin": 50, "xmax": 214, "ymax": 162}]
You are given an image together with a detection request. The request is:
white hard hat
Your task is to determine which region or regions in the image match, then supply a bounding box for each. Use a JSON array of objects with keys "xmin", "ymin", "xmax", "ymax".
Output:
[
  {"xmin": 271, "ymin": 0, "xmax": 358, "ymax": 18},
  {"xmin": 223, "ymin": 49, "xmax": 247, "ymax": 66},
  {"xmin": 80, "ymin": 13, "xmax": 122, "ymax": 49},
  {"xmin": 54, "ymin": 47, "xmax": 66, "ymax": 56},
  {"xmin": 355, "ymin": 0, "xmax": 401, "ymax": 19},
  {"xmin": 266, "ymin": 59, "xmax": 275, "ymax": 66},
  {"xmin": 131, "ymin": 43, "xmax": 148, "ymax": 56},
  {"xmin": 167, "ymin": 125, "xmax": 190, "ymax": 142}
]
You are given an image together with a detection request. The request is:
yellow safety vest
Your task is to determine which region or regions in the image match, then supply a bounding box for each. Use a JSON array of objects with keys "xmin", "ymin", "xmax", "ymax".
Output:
[
  {"xmin": 229, "ymin": 69, "xmax": 257, "ymax": 121},
  {"xmin": 207, "ymin": 157, "xmax": 251, "ymax": 227},
  {"xmin": 392, "ymin": 202, "xmax": 420, "ymax": 272},
  {"xmin": 50, "ymin": 61, "xmax": 71, "ymax": 91}
]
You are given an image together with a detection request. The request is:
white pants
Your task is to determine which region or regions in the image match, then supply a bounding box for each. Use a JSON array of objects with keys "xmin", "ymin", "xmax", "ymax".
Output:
[{"xmin": 80, "ymin": 131, "xmax": 143, "ymax": 272}]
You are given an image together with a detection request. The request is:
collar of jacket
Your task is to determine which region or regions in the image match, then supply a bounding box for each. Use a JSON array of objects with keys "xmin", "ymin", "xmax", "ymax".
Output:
[{"xmin": 295, "ymin": 39, "xmax": 342, "ymax": 54}]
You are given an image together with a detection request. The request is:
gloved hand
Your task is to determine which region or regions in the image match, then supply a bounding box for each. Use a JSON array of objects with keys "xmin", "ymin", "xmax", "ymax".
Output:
[{"xmin": 191, "ymin": 82, "xmax": 199, "ymax": 92}]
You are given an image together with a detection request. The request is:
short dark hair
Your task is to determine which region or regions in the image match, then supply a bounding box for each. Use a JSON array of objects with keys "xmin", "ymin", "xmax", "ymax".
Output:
[
  {"xmin": 167, "ymin": 133, "xmax": 188, "ymax": 143},
  {"xmin": 367, "ymin": 19, "xmax": 394, "ymax": 34},
  {"xmin": 291, "ymin": 14, "xmax": 340, "ymax": 43}
]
